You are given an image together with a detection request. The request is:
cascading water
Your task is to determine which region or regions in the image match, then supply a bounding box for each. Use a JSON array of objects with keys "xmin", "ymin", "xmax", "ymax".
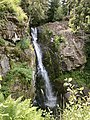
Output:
[{"xmin": 31, "ymin": 27, "xmax": 57, "ymax": 108}]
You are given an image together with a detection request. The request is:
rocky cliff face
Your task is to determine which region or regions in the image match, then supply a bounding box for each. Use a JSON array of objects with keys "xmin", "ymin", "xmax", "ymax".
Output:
[
  {"xmin": 0, "ymin": 17, "xmax": 26, "ymax": 42},
  {"xmin": 0, "ymin": 15, "xmax": 35, "ymax": 74},
  {"xmin": 38, "ymin": 21, "xmax": 86, "ymax": 80},
  {"xmin": 36, "ymin": 21, "xmax": 87, "ymax": 105},
  {"xmin": 0, "ymin": 13, "xmax": 36, "ymax": 99}
]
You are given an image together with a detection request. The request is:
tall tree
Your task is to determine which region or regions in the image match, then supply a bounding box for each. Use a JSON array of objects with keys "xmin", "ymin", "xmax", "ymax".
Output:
[
  {"xmin": 21, "ymin": 0, "xmax": 49, "ymax": 25},
  {"xmin": 61, "ymin": 0, "xmax": 68, "ymax": 15},
  {"xmin": 47, "ymin": 0, "xmax": 61, "ymax": 21}
]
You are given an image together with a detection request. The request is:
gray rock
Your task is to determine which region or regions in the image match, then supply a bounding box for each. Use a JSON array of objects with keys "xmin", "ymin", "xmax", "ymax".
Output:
[
  {"xmin": 0, "ymin": 16, "xmax": 27, "ymax": 43},
  {"xmin": 60, "ymin": 36, "xmax": 86, "ymax": 71},
  {"xmin": 38, "ymin": 21, "xmax": 86, "ymax": 73},
  {"xmin": 0, "ymin": 54, "xmax": 10, "ymax": 75}
]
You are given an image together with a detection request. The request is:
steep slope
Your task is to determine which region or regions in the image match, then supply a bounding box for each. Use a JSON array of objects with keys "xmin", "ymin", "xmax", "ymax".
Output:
[{"xmin": 0, "ymin": 1, "xmax": 35, "ymax": 99}]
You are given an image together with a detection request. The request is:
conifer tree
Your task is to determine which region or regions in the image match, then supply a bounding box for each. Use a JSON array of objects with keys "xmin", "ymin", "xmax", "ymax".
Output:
[{"xmin": 47, "ymin": 0, "xmax": 60, "ymax": 21}]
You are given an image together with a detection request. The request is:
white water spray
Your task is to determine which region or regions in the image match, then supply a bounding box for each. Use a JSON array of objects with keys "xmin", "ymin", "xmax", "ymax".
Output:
[{"xmin": 31, "ymin": 27, "xmax": 57, "ymax": 108}]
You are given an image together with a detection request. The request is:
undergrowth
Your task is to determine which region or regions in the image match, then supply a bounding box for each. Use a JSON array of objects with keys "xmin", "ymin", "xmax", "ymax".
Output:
[
  {"xmin": 0, "ymin": 0, "xmax": 27, "ymax": 23},
  {"xmin": 1, "ymin": 62, "xmax": 32, "ymax": 98}
]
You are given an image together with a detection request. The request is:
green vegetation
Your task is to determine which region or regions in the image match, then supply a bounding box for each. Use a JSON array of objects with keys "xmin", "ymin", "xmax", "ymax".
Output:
[
  {"xmin": 0, "ymin": 95, "xmax": 44, "ymax": 120},
  {"xmin": 68, "ymin": 0, "xmax": 90, "ymax": 32},
  {"xmin": 21, "ymin": 0, "xmax": 64, "ymax": 24},
  {"xmin": 58, "ymin": 69, "xmax": 90, "ymax": 88},
  {"xmin": 63, "ymin": 78, "xmax": 90, "ymax": 120},
  {"xmin": 0, "ymin": 78, "xmax": 90, "ymax": 120},
  {"xmin": 1, "ymin": 62, "xmax": 32, "ymax": 98},
  {"xmin": 21, "ymin": 0, "xmax": 48, "ymax": 25},
  {"xmin": 54, "ymin": 35, "xmax": 65, "ymax": 48},
  {"xmin": 0, "ymin": 38, "xmax": 5, "ymax": 46},
  {"xmin": 47, "ymin": 0, "xmax": 63, "ymax": 21},
  {"xmin": 0, "ymin": 82, "xmax": 50, "ymax": 120},
  {"xmin": 39, "ymin": 26, "xmax": 53, "ymax": 44},
  {"xmin": 5, "ymin": 62, "xmax": 32, "ymax": 83},
  {"xmin": 63, "ymin": 102, "xmax": 90, "ymax": 120},
  {"xmin": 0, "ymin": 0, "xmax": 28, "ymax": 23},
  {"xmin": 53, "ymin": 6, "xmax": 64, "ymax": 21},
  {"xmin": 19, "ymin": 37, "xmax": 30, "ymax": 50},
  {"xmin": 0, "ymin": 0, "xmax": 90, "ymax": 120}
]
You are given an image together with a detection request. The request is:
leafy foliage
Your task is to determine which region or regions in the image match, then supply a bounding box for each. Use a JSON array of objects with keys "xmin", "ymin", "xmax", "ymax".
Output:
[
  {"xmin": 53, "ymin": 6, "xmax": 64, "ymax": 21},
  {"xmin": 0, "ymin": 82, "xmax": 51, "ymax": 120},
  {"xmin": 61, "ymin": 0, "xmax": 68, "ymax": 16},
  {"xmin": 19, "ymin": 37, "xmax": 30, "ymax": 50},
  {"xmin": 54, "ymin": 35, "xmax": 65, "ymax": 48},
  {"xmin": 0, "ymin": 38, "xmax": 5, "ymax": 46},
  {"xmin": 63, "ymin": 101, "xmax": 90, "ymax": 120},
  {"xmin": 21, "ymin": 0, "xmax": 48, "ymax": 25},
  {"xmin": 58, "ymin": 69, "xmax": 90, "ymax": 88},
  {"xmin": 0, "ymin": 96, "xmax": 45, "ymax": 120},
  {"xmin": 0, "ymin": 0, "xmax": 28, "ymax": 23},
  {"xmin": 63, "ymin": 78, "xmax": 90, "ymax": 120},
  {"xmin": 1, "ymin": 62, "xmax": 32, "ymax": 98},
  {"xmin": 5, "ymin": 62, "xmax": 32, "ymax": 83},
  {"xmin": 68, "ymin": 0, "xmax": 90, "ymax": 32},
  {"xmin": 47, "ymin": 0, "xmax": 63, "ymax": 21}
]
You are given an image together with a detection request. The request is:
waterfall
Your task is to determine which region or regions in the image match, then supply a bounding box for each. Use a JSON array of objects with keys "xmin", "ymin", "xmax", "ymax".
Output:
[{"xmin": 31, "ymin": 27, "xmax": 57, "ymax": 108}]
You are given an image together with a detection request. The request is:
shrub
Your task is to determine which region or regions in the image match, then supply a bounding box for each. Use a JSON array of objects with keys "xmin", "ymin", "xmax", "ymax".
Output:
[
  {"xmin": 0, "ymin": 96, "xmax": 45, "ymax": 120},
  {"xmin": 68, "ymin": 0, "xmax": 90, "ymax": 32},
  {"xmin": 47, "ymin": 0, "xmax": 64, "ymax": 22},
  {"xmin": 0, "ymin": 81, "xmax": 50, "ymax": 120},
  {"xmin": 0, "ymin": 0, "xmax": 28, "ymax": 23},
  {"xmin": 1, "ymin": 62, "xmax": 32, "ymax": 98},
  {"xmin": 63, "ymin": 78, "xmax": 90, "ymax": 120},
  {"xmin": 20, "ymin": 37, "xmax": 30, "ymax": 50},
  {"xmin": 5, "ymin": 62, "xmax": 32, "ymax": 84},
  {"xmin": 63, "ymin": 103, "xmax": 90, "ymax": 120},
  {"xmin": 54, "ymin": 35, "xmax": 65, "ymax": 48},
  {"xmin": 21, "ymin": 0, "xmax": 48, "ymax": 25}
]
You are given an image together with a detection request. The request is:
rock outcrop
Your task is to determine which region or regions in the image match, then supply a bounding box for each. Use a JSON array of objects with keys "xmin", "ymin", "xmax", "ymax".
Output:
[
  {"xmin": 0, "ymin": 12, "xmax": 35, "ymax": 99},
  {"xmin": 0, "ymin": 16, "xmax": 28, "ymax": 43},
  {"xmin": 38, "ymin": 21, "xmax": 86, "ymax": 79}
]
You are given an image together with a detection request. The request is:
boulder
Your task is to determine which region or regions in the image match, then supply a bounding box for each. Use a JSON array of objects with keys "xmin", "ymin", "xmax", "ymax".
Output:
[{"xmin": 38, "ymin": 21, "xmax": 86, "ymax": 79}]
